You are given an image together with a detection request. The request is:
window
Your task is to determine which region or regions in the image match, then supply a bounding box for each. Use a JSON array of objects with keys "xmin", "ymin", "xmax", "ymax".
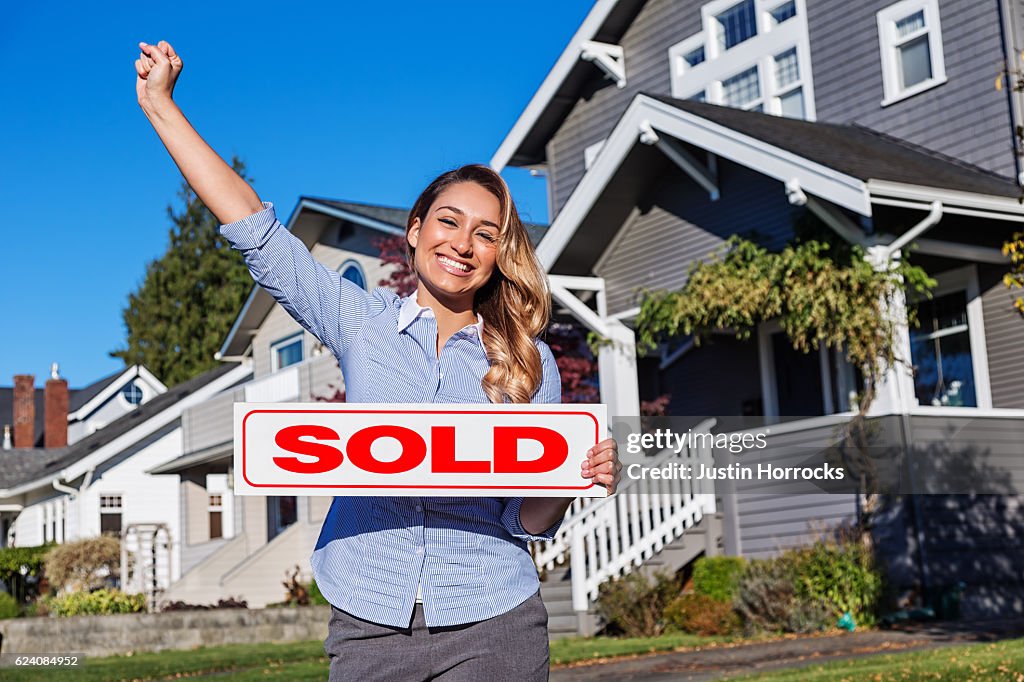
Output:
[
  {"xmin": 267, "ymin": 496, "xmax": 297, "ymax": 541},
  {"xmin": 722, "ymin": 66, "xmax": 761, "ymax": 109},
  {"xmin": 671, "ymin": 0, "xmax": 814, "ymax": 120},
  {"xmin": 120, "ymin": 380, "xmax": 143, "ymax": 406},
  {"xmin": 271, "ymin": 332, "xmax": 304, "ymax": 371},
  {"xmin": 877, "ymin": 0, "xmax": 946, "ymax": 105},
  {"xmin": 769, "ymin": 0, "xmax": 797, "ymax": 24},
  {"xmin": 100, "ymin": 494, "xmax": 123, "ymax": 536},
  {"xmin": 339, "ymin": 260, "xmax": 367, "ymax": 291},
  {"xmin": 910, "ymin": 291, "xmax": 976, "ymax": 407},
  {"xmin": 208, "ymin": 495, "xmax": 223, "ymax": 540},
  {"xmin": 715, "ymin": 0, "xmax": 757, "ymax": 52},
  {"xmin": 773, "ymin": 48, "xmax": 805, "ymax": 118}
]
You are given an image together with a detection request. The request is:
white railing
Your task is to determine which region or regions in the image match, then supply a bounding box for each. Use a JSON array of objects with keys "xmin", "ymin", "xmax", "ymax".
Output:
[
  {"xmin": 121, "ymin": 523, "xmax": 172, "ymax": 611},
  {"xmin": 533, "ymin": 419, "xmax": 718, "ymax": 611}
]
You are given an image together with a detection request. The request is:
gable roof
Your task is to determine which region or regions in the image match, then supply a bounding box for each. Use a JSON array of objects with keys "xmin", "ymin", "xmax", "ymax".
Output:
[
  {"xmin": 537, "ymin": 93, "xmax": 1022, "ymax": 273},
  {"xmin": 491, "ymin": 0, "xmax": 648, "ymax": 171},
  {"xmin": 0, "ymin": 362, "xmax": 250, "ymax": 494}
]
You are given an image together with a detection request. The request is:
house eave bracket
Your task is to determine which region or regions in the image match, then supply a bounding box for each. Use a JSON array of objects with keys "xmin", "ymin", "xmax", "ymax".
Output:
[
  {"xmin": 639, "ymin": 120, "xmax": 720, "ymax": 201},
  {"xmin": 580, "ymin": 40, "xmax": 627, "ymax": 88}
]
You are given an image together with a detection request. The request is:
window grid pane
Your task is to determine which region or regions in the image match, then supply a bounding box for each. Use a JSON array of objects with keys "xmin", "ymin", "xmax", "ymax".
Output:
[
  {"xmin": 722, "ymin": 66, "xmax": 761, "ymax": 107},
  {"xmin": 899, "ymin": 35, "xmax": 932, "ymax": 89},
  {"xmin": 717, "ymin": 0, "xmax": 757, "ymax": 51},
  {"xmin": 910, "ymin": 291, "xmax": 976, "ymax": 407},
  {"xmin": 341, "ymin": 264, "xmax": 366, "ymax": 290},
  {"xmin": 275, "ymin": 338, "xmax": 303, "ymax": 369},
  {"xmin": 774, "ymin": 48, "xmax": 800, "ymax": 88},
  {"xmin": 770, "ymin": 1, "xmax": 797, "ymax": 24},
  {"xmin": 779, "ymin": 88, "xmax": 805, "ymax": 118},
  {"xmin": 896, "ymin": 10, "xmax": 926, "ymax": 39},
  {"xmin": 684, "ymin": 46, "xmax": 706, "ymax": 67}
]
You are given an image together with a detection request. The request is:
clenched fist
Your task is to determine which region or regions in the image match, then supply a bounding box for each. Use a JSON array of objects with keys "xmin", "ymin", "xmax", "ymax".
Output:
[{"xmin": 135, "ymin": 40, "xmax": 183, "ymax": 109}]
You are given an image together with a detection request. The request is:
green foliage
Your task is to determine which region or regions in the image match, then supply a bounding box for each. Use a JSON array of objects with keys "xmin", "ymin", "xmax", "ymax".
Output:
[
  {"xmin": 308, "ymin": 579, "xmax": 328, "ymax": 606},
  {"xmin": 0, "ymin": 590, "xmax": 20, "ymax": 619},
  {"xmin": 46, "ymin": 588, "xmax": 146, "ymax": 617},
  {"xmin": 734, "ymin": 556, "xmax": 832, "ymax": 634},
  {"xmin": 0, "ymin": 544, "xmax": 52, "ymax": 604},
  {"xmin": 789, "ymin": 537, "xmax": 883, "ymax": 627},
  {"xmin": 44, "ymin": 536, "xmax": 121, "ymax": 593},
  {"xmin": 1004, "ymin": 232, "xmax": 1024, "ymax": 317},
  {"xmin": 635, "ymin": 237, "xmax": 935, "ymax": 413},
  {"xmin": 691, "ymin": 556, "xmax": 746, "ymax": 603},
  {"xmin": 110, "ymin": 158, "xmax": 254, "ymax": 387},
  {"xmin": 595, "ymin": 570, "xmax": 682, "ymax": 637},
  {"xmin": 663, "ymin": 592, "xmax": 742, "ymax": 636}
]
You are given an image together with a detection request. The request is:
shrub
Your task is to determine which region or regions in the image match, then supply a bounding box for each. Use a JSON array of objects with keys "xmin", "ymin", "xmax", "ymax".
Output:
[
  {"xmin": 692, "ymin": 556, "xmax": 746, "ymax": 603},
  {"xmin": 309, "ymin": 579, "xmax": 328, "ymax": 606},
  {"xmin": 0, "ymin": 545, "xmax": 52, "ymax": 604},
  {"xmin": 734, "ymin": 557, "xmax": 832, "ymax": 634},
  {"xmin": 44, "ymin": 536, "xmax": 120, "ymax": 593},
  {"xmin": 595, "ymin": 570, "xmax": 682, "ymax": 637},
  {"xmin": 664, "ymin": 593, "xmax": 741, "ymax": 636},
  {"xmin": 47, "ymin": 588, "xmax": 146, "ymax": 617},
  {"xmin": 790, "ymin": 538, "xmax": 883, "ymax": 627},
  {"xmin": 0, "ymin": 591, "xmax": 20, "ymax": 619},
  {"xmin": 160, "ymin": 597, "xmax": 247, "ymax": 612}
]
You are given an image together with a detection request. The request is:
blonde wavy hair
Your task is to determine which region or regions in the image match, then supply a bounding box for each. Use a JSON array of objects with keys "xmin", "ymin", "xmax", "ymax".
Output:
[{"xmin": 406, "ymin": 165, "xmax": 551, "ymax": 403}]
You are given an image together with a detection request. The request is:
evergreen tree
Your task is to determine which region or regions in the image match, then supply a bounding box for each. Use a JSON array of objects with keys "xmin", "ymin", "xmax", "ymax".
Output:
[{"xmin": 111, "ymin": 158, "xmax": 254, "ymax": 386}]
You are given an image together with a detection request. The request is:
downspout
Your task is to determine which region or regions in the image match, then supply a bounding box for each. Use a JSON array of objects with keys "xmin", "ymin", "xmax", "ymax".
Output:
[{"xmin": 881, "ymin": 201, "xmax": 943, "ymax": 259}]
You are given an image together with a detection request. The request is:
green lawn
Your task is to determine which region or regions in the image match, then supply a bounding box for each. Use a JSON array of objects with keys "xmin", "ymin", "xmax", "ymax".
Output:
[
  {"xmin": 2, "ymin": 634, "xmax": 1023, "ymax": 681},
  {"xmin": 723, "ymin": 637, "xmax": 1024, "ymax": 681}
]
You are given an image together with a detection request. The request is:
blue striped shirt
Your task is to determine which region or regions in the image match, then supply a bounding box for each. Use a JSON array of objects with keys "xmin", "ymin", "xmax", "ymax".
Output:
[{"xmin": 221, "ymin": 203, "xmax": 563, "ymax": 628}]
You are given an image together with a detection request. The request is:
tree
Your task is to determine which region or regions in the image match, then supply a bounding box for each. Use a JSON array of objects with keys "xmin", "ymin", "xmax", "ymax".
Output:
[
  {"xmin": 996, "ymin": 53, "xmax": 1024, "ymax": 315},
  {"xmin": 111, "ymin": 158, "xmax": 254, "ymax": 386}
]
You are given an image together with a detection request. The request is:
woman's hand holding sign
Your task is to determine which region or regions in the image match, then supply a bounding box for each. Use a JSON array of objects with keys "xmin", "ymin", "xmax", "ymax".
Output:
[
  {"xmin": 582, "ymin": 437, "xmax": 621, "ymax": 495},
  {"xmin": 135, "ymin": 41, "xmax": 182, "ymax": 109}
]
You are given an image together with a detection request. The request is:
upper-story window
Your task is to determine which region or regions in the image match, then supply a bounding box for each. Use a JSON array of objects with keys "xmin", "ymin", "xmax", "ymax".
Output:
[
  {"xmin": 271, "ymin": 332, "xmax": 304, "ymax": 371},
  {"xmin": 670, "ymin": 0, "xmax": 815, "ymax": 120},
  {"xmin": 715, "ymin": 0, "xmax": 757, "ymax": 52},
  {"xmin": 876, "ymin": 0, "xmax": 946, "ymax": 106},
  {"xmin": 120, "ymin": 380, "xmax": 143, "ymax": 406},
  {"xmin": 339, "ymin": 259, "xmax": 367, "ymax": 291}
]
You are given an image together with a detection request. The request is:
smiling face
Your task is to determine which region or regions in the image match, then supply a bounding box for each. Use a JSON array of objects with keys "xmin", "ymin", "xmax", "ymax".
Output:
[{"xmin": 407, "ymin": 181, "xmax": 502, "ymax": 311}]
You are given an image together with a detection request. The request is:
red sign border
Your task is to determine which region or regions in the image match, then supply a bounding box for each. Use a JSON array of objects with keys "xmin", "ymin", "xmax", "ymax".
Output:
[{"xmin": 241, "ymin": 408, "xmax": 600, "ymax": 490}]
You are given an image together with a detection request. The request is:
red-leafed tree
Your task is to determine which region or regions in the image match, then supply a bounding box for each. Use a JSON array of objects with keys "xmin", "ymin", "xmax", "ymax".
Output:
[{"xmin": 373, "ymin": 234, "xmax": 418, "ymax": 297}]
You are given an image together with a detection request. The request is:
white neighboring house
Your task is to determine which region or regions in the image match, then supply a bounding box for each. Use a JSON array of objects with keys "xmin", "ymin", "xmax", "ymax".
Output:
[{"xmin": 0, "ymin": 362, "xmax": 253, "ymax": 603}]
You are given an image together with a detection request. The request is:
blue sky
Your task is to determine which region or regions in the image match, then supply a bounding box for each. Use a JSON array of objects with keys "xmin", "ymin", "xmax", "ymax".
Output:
[{"xmin": 0, "ymin": 1, "xmax": 594, "ymax": 389}]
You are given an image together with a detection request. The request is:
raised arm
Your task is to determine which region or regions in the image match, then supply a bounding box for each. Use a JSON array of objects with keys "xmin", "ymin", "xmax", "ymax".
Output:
[{"xmin": 135, "ymin": 40, "xmax": 263, "ymax": 224}]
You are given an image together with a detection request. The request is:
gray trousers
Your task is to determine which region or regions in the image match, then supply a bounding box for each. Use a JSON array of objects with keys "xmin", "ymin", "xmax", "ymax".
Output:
[{"xmin": 325, "ymin": 590, "xmax": 550, "ymax": 681}]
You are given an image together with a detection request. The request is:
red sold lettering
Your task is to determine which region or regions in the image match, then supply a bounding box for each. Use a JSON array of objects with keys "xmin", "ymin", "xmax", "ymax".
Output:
[
  {"xmin": 273, "ymin": 425, "xmax": 344, "ymax": 474},
  {"xmin": 493, "ymin": 426, "xmax": 569, "ymax": 474},
  {"xmin": 346, "ymin": 425, "xmax": 427, "ymax": 474},
  {"xmin": 431, "ymin": 426, "xmax": 490, "ymax": 473}
]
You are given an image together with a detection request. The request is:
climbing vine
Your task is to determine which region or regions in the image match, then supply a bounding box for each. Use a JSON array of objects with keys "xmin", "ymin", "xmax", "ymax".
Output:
[{"xmin": 634, "ymin": 237, "xmax": 935, "ymax": 414}]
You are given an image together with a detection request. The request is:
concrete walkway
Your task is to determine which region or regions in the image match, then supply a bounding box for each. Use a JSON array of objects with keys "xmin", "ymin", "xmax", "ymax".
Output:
[{"xmin": 550, "ymin": 619, "xmax": 1024, "ymax": 681}]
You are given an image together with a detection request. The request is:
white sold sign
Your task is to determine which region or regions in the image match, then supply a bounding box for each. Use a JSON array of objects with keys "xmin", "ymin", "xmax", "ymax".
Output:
[{"xmin": 233, "ymin": 403, "xmax": 607, "ymax": 497}]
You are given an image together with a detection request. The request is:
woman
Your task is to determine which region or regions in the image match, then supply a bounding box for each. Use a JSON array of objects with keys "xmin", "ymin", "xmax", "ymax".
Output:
[{"xmin": 135, "ymin": 40, "xmax": 621, "ymax": 681}]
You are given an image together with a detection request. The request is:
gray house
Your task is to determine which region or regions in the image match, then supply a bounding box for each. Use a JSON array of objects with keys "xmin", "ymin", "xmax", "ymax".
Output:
[{"xmin": 491, "ymin": 0, "xmax": 1024, "ymax": 632}]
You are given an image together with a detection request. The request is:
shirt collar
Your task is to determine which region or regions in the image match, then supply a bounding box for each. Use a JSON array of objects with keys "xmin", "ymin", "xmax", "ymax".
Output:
[{"xmin": 398, "ymin": 294, "xmax": 485, "ymax": 349}]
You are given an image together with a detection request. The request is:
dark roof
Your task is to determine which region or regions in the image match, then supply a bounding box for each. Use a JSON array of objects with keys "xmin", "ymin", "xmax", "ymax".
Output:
[
  {"xmin": 0, "ymin": 363, "xmax": 241, "ymax": 491},
  {"xmin": 646, "ymin": 95, "xmax": 1021, "ymax": 199},
  {"xmin": 68, "ymin": 370, "xmax": 124, "ymax": 412}
]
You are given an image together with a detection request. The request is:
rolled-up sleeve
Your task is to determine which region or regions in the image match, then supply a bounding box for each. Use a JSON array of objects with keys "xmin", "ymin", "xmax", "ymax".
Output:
[
  {"xmin": 220, "ymin": 202, "xmax": 371, "ymax": 359},
  {"xmin": 501, "ymin": 496, "xmax": 563, "ymax": 542}
]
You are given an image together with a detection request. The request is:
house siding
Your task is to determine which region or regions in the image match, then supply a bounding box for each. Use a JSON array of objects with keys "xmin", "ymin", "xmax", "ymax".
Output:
[
  {"xmin": 808, "ymin": 0, "xmax": 1016, "ymax": 177},
  {"xmin": 980, "ymin": 264, "xmax": 1024, "ymax": 408},
  {"xmin": 596, "ymin": 162, "xmax": 797, "ymax": 313},
  {"xmin": 660, "ymin": 337, "xmax": 764, "ymax": 417},
  {"xmin": 548, "ymin": 0, "xmax": 698, "ymax": 217}
]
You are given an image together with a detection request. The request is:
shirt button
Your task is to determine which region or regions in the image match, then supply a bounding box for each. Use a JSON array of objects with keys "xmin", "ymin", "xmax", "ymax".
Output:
[
  {"xmin": 415, "ymin": 505, "xmax": 422, "ymax": 512},
  {"xmin": 415, "ymin": 546, "xmax": 424, "ymax": 554}
]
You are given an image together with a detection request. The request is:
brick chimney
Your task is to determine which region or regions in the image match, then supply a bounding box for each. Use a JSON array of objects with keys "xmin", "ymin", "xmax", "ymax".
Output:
[
  {"xmin": 45, "ymin": 363, "xmax": 69, "ymax": 448},
  {"xmin": 13, "ymin": 374, "xmax": 35, "ymax": 448}
]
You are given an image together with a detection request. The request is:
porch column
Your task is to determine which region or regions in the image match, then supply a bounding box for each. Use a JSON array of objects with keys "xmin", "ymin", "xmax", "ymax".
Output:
[{"xmin": 865, "ymin": 246, "xmax": 916, "ymax": 415}]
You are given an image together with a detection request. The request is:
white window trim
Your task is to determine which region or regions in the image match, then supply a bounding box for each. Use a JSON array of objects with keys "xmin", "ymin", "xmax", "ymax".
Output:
[
  {"xmin": 338, "ymin": 258, "xmax": 368, "ymax": 291},
  {"xmin": 909, "ymin": 264, "xmax": 993, "ymax": 409},
  {"xmin": 669, "ymin": 0, "xmax": 816, "ymax": 120},
  {"xmin": 583, "ymin": 139, "xmax": 607, "ymax": 170},
  {"xmin": 116, "ymin": 379, "xmax": 147, "ymax": 410},
  {"xmin": 270, "ymin": 331, "xmax": 305, "ymax": 372},
  {"xmin": 876, "ymin": 0, "xmax": 947, "ymax": 107}
]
